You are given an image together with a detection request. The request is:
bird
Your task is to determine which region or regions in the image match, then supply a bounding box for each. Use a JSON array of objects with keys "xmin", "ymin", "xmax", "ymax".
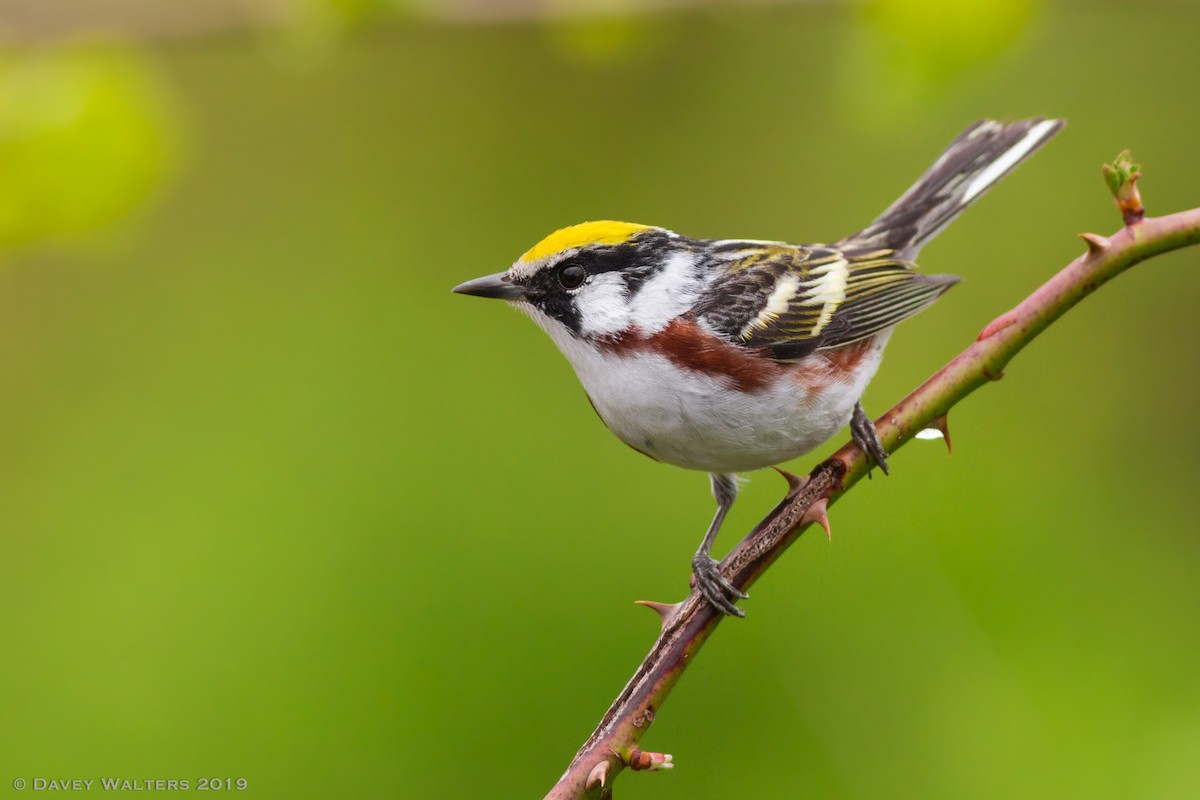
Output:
[{"xmin": 453, "ymin": 118, "xmax": 1063, "ymax": 617}]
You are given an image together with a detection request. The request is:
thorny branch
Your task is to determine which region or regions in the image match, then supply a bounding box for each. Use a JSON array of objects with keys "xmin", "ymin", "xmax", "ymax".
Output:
[{"xmin": 544, "ymin": 156, "xmax": 1200, "ymax": 799}]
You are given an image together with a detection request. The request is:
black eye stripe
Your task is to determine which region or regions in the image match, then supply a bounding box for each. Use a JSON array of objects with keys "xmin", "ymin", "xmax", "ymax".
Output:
[
  {"xmin": 519, "ymin": 232, "xmax": 682, "ymax": 336},
  {"xmin": 579, "ymin": 240, "xmax": 646, "ymax": 275},
  {"xmin": 561, "ymin": 233, "xmax": 675, "ymax": 289}
]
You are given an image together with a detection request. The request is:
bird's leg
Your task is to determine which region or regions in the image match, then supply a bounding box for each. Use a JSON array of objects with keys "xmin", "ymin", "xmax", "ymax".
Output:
[
  {"xmin": 851, "ymin": 400, "xmax": 890, "ymax": 475},
  {"xmin": 691, "ymin": 472, "xmax": 749, "ymax": 618}
]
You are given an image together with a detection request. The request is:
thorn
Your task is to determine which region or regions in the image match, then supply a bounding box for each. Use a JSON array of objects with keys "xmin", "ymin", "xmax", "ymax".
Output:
[
  {"xmin": 621, "ymin": 748, "xmax": 674, "ymax": 772},
  {"xmin": 1079, "ymin": 232, "xmax": 1111, "ymax": 256},
  {"xmin": 634, "ymin": 600, "xmax": 681, "ymax": 625},
  {"xmin": 978, "ymin": 312, "xmax": 1018, "ymax": 341},
  {"xmin": 932, "ymin": 414, "xmax": 952, "ymax": 455},
  {"xmin": 772, "ymin": 467, "xmax": 808, "ymax": 493},
  {"xmin": 915, "ymin": 415, "xmax": 952, "ymax": 454},
  {"xmin": 799, "ymin": 497, "xmax": 831, "ymax": 540},
  {"xmin": 585, "ymin": 760, "xmax": 611, "ymax": 790}
]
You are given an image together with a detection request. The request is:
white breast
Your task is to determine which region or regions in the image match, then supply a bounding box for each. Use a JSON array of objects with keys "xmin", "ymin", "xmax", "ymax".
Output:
[{"xmin": 534, "ymin": 311, "xmax": 889, "ymax": 473}]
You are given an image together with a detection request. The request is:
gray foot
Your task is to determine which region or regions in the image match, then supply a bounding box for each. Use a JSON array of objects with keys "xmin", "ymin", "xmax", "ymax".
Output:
[
  {"xmin": 691, "ymin": 555, "xmax": 747, "ymax": 618},
  {"xmin": 851, "ymin": 401, "xmax": 890, "ymax": 475}
]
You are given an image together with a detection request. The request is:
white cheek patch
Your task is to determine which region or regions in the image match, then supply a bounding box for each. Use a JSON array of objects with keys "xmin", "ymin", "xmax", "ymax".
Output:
[
  {"xmin": 628, "ymin": 250, "xmax": 701, "ymax": 334},
  {"xmin": 574, "ymin": 273, "xmax": 631, "ymax": 337}
]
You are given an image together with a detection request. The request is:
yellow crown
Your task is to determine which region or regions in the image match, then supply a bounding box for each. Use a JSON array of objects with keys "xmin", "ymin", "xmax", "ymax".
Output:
[{"xmin": 520, "ymin": 221, "xmax": 652, "ymax": 264}]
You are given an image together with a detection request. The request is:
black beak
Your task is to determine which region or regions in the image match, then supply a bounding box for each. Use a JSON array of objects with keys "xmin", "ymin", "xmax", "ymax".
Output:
[{"xmin": 452, "ymin": 272, "xmax": 526, "ymax": 300}]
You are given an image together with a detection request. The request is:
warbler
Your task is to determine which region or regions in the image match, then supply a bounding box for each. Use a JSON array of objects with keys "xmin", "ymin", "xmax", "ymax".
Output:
[{"xmin": 454, "ymin": 118, "xmax": 1062, "ymax": 616}]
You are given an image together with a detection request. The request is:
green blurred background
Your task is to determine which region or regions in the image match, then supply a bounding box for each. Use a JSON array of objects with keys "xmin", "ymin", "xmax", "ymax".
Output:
[{"xmin": 2, "ymin": 1, "xmax": 1198, "ymax": 797}]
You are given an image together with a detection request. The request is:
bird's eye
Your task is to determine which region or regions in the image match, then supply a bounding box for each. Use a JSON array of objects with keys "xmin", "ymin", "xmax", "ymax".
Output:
[{"xmin": 558, "ymin": 263, "xmax": 587, "ymax": 290}]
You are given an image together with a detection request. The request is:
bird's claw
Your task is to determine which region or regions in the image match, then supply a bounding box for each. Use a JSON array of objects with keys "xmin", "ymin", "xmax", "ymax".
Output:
[
  {"xmin": 851, "ymin": 402, "xmax": 890, "ymax": 475},
  {"xmin": 691, "ymin": 555, "xmax": 747, "ymax": 618}
]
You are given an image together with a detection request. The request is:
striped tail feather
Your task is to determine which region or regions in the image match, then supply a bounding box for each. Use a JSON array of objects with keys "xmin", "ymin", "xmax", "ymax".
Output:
[{"xmin": 847, "ymin": 118, "xmax": 1064, "ymax": 259}]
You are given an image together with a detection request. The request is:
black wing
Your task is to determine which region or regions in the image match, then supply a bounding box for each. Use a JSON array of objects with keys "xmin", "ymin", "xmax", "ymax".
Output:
[{"xmin": 693, "ymin": 244, "xmax": 959, "ymax": 361}]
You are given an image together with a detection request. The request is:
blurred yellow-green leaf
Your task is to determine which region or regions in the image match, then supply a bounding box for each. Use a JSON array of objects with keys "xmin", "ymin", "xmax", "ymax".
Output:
[
  {"xmin": 544, "ymin": 12, "xmax": 665, "ymax": 63},
  {"xmin": 862, "ymin": 0, "xmax": 1036, "ymax": 79},
  {"xmin": 0, "ymin": 42, "xmax": 180, "ymax": 248},
  {"xmin": 843, "ymin": 0, "xmax": 1039, "ymax": 119}
]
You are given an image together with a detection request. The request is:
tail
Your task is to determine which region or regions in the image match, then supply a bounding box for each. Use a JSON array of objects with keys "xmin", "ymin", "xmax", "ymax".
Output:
[{"xmin": 846, "ymin": 118, "xmax": 1064, "ymax": 259}]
